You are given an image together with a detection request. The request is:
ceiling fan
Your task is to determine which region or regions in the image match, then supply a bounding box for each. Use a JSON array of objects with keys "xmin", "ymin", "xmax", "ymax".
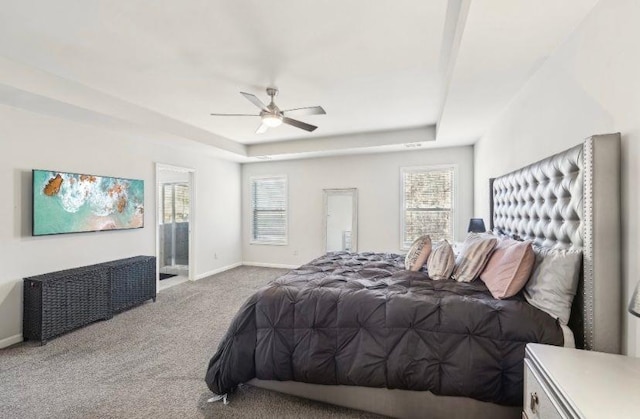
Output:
[{"xmin": 210, "ymin": 87, "xmax": 326, "ymax": 134}]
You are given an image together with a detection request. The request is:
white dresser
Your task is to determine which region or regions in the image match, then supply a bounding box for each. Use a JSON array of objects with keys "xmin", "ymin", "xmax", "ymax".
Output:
[{"xmin": 524, "ymin": 343, "xmax": 640, "ymax": 419}]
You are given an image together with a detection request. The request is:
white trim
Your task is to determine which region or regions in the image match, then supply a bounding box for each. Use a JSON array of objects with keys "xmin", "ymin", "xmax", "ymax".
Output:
[
  {"xmin": 155, "ymin": 163, "xmax": 196, "ymax": 173},
  {"xmin": 189, "ymin": 170, "xmax": 197, "ymax": 282},
  {"xmin": 399, "ymin": 164, "xmax": 458, "ymax": 250},
  {"xmin": 243, "ymin": 262, "xmax": 299, "ymax": 269},
  {"xmin": 0, "ymin": 333, "xmax": 23, "ymax": 349},
  {"xmin": 194, "ymin": 262, "xmax": 243, "ymax": 280},
  {"xmin": 249, "ymin": 174, "xmax": 289, "ymax": 246}
]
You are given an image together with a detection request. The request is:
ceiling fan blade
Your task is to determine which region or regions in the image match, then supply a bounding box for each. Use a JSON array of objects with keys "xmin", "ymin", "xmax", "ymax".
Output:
[
  {"xmin": 240, "ymin": 92, "xmax": 268, "ymax": 111},
  {"xmin": 282, "ymin": 106, "xmax": 326, "ymax": 116},
  {"xmin": 282, "ymin": 117, "xmax": 317, "ymax": 132},
  {"xmin": 210, "ymin": 113, "xmax": 259, "ymax": 116},
  {"xmin": 256, "ymin": 123, "xmax": 269, "ymax": 134}
]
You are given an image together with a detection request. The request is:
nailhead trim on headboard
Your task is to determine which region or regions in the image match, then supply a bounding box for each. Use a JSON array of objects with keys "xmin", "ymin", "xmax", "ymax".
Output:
[{"xmin": 582, "ymin": 136, "xmax": 595, "ymax": 350}]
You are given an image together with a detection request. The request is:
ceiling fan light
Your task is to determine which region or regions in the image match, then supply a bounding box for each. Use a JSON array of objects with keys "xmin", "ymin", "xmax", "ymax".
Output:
[{"xmin": 262, "ymin": 114, "xmax": 283, "ymax": 127}]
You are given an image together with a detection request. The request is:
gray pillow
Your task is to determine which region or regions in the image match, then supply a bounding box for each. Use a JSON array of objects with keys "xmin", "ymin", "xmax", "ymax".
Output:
[{"xmin": 524, "ymin": 247, "xmax": 582, "ymax": 325}]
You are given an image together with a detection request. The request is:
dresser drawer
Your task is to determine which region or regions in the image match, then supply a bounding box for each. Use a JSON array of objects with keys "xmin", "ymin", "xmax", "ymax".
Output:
[{"xmin": 524, "ymin": 359, "xmax": 565, "ymax": 419}]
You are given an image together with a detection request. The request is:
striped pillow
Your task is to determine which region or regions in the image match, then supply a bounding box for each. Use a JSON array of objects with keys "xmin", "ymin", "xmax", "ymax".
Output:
[
  {"xmin": 452, "ymin": 233, "xmax": 498, "ymax": 282},
  {"xmin": 404, "ymin": 235, "xmax": 432, "ymax": 271},
  {"xmin": 426, "ymin": 240, "xmax": 455, "ymax": 280}
]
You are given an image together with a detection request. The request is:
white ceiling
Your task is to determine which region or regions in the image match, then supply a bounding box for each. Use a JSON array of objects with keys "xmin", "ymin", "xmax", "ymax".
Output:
[{"xmin": 0, "ymin": 0, "xmax": 600, "ymax": 160}]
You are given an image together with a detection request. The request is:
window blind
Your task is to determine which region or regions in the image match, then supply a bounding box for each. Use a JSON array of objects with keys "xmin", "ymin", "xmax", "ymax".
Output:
[
  {"xmin": 173, "ymin": 184, "xmax": 190, "ymax": 223},
  {"xmin": 251, "ymin": 176, "xmax": 287, "ymax": 244},
  {"xmin": 162, "ymin": 183, "xmax": 190, "ymax": 224},
  {"xmin": 402, "ymin": 167, "xmax": 454, "ymax": 248}
]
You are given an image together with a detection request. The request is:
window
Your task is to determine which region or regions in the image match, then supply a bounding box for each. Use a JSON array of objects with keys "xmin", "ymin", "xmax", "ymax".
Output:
[
  {"xmin": 162, "ymin": 183, "xmax": 190, "ymax": 224},
  {"xmin": 251, "ymin": 175, "xmax": 288, "ymax": 245},
  {"xmin": 401, "ymin": 166, "xmax": 455, "ymax": 248}
]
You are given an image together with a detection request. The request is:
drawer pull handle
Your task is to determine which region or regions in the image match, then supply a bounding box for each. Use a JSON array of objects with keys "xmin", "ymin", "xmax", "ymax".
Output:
[{"xmin": 530, "ymin": 392, "xmax": 539, "ymax": 414}]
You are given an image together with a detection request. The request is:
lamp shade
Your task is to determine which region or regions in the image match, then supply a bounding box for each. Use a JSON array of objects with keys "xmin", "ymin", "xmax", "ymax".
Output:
[
  {"xmin": 467, "ymin": 218, "xmax": 486, "ymax": 233},
  {"xmin": 629, "ymin": 281, "xmax": 640, "ymax": 317}
]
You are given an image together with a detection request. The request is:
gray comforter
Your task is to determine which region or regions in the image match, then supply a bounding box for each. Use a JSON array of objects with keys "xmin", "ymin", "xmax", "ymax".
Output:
[{"xmin": 205, "ymin": 252, "xmax": 564, "ymax": 405}]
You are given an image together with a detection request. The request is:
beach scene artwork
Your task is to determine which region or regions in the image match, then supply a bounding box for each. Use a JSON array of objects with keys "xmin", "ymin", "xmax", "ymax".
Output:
[{"xmin": 33, "ymin": 170, "xmax": 144, "ymax": 235}]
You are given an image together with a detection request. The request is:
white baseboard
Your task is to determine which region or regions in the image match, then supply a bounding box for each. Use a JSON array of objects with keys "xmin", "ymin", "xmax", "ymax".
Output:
[
  {"xmin": 194, "ymin": 262, "xmax": 242, "ymax": 280},
  {"xmin": 0, "ymin": 333, "xmax": 23, "ymax": 349},
  {"xmin": 243, "ymin": 262, "xmax": 299, "ymax": 269}
]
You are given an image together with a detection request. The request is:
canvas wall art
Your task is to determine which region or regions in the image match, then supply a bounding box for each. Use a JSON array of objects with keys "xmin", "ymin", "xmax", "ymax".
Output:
[{"xmin": 32, "ymin": 170, "xmax": 144, "ymax": 236}]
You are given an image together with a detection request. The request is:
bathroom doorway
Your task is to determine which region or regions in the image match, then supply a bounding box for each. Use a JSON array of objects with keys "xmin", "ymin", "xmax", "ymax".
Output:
[{"xmin": 156, "ymin": 164, "xmax": 194, "ymax": 291}]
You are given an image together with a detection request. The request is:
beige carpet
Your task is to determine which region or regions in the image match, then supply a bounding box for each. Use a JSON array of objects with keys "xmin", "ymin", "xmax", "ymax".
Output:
[{"xmin": 0, "ymin": 266, "xmax": 383, "ymax": 419}]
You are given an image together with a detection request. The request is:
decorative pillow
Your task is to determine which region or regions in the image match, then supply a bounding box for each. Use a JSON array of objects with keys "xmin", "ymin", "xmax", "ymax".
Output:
[
  {"xmin": 452, "ymin": 233, "xmax": 498, "ymax": 282},
  {"xmin": 492, "ymin": 227, "xmax": 523, "ymax": 241},
  {"xmin": 480, "ymin": 237, "xmax": 535, "ymax": 299},
  {"xmin": 524, "ymin": 247, "xmax": 582, "ymax": 325},
  {"xmin": 451, "ymin": 241, "xmax": 464, "ymax": 258},
  {"xmin": 492, "ymin": 227, "xmax": 507, "ymax": 237},
  {"xmin": 404, "ymin": 235, "xmax": 432, "ymax": 271},
  {"xmin": 426, "ymin": 240, "xmax": 455, "ymax": 280}
]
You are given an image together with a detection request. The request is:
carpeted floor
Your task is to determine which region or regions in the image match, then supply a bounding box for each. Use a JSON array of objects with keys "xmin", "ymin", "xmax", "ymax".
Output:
[{"xmin": 0, "ymin": 266, "xmax": 383, "ymax": 419}]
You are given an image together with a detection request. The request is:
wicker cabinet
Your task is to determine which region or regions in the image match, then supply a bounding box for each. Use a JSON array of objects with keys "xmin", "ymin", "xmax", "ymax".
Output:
[
  {"xmin": 23, "ymin": 256, "xmax": 156, "ymax": 344},
  {"xmin": 107, "ymin": 256, "xmax": 156, "ymax": 313}
]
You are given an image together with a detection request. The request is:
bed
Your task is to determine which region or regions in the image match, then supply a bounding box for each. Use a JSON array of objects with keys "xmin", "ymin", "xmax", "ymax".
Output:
[{"xmin": 205, "ymin": 134, "xmax": 621, "ymax": 418}]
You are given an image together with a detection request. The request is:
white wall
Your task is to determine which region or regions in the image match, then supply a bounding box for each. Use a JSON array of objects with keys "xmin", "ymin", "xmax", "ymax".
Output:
[
  {"xmin": 0, "ymin": 104, "xmax": 242, "ymax": 347},
  {"xmin": 474, "ymin": 0, "xmax": 640, "ymax": 355},
  {"xmin": 243, "ymin": 146, "xmax": 474, "ymax": 266}
]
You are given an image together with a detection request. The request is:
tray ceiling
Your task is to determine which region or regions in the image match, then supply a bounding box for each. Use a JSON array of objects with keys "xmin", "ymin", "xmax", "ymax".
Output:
[{"xmin": 0, "ymin": 0, "xmax": 600, "ymax": 160}]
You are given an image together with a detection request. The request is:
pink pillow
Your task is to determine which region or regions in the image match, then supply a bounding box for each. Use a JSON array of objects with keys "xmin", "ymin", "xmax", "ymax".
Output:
[{"xmin": 480, "ymin": 238, "xmax": 535, "ymax": 299}]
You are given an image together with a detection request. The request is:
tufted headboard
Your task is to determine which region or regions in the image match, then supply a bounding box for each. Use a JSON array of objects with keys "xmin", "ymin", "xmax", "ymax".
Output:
[{"xmin": 489, "ymin": 133, "xmax": 621, "ymax": 354}]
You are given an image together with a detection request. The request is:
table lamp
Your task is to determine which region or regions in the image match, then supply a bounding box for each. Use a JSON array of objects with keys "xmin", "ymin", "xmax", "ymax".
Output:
[{"xmin": 467, "ymin": 218, "xmax": 486, "ymax": 233}]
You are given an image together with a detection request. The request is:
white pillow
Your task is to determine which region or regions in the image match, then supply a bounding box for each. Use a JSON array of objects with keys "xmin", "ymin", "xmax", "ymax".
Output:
[{"xmin": 523, "ymin": 247, "xmax": 582, "ymax": 325}]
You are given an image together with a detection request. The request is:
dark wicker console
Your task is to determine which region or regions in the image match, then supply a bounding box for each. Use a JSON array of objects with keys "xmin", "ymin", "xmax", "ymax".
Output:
[
  {"xmin": 24, "ymin": 256, "xmax": 156, "ymax": 344},
  {"xmin": 106, "ymin": 256, "xmax": 156, "ymax": 313}
]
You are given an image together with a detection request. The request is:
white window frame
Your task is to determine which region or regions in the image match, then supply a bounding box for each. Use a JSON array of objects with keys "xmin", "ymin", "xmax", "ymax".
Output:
[
  {"xmin": 400, "ymin": 164, "xmax": 457, "ymax": 250},
  {"xmin": 250, "ymin": 174, "xmax": 289, "ymax": 246}
]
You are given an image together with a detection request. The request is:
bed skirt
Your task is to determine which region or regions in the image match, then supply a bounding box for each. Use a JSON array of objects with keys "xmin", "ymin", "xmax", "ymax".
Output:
[{"xmin": 248, "ymin": 379, "xmax": 521, "ymax": 419}]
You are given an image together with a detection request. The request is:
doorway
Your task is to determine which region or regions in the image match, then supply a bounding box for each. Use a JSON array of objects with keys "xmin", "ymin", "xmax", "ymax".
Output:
[
  {"xmin": 323, "ymin": 188, "xmax": 358, "ymax": 253},
  {"xmin": 156, "ymin": 164, "xmax": 194, "ymax": 291}
]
